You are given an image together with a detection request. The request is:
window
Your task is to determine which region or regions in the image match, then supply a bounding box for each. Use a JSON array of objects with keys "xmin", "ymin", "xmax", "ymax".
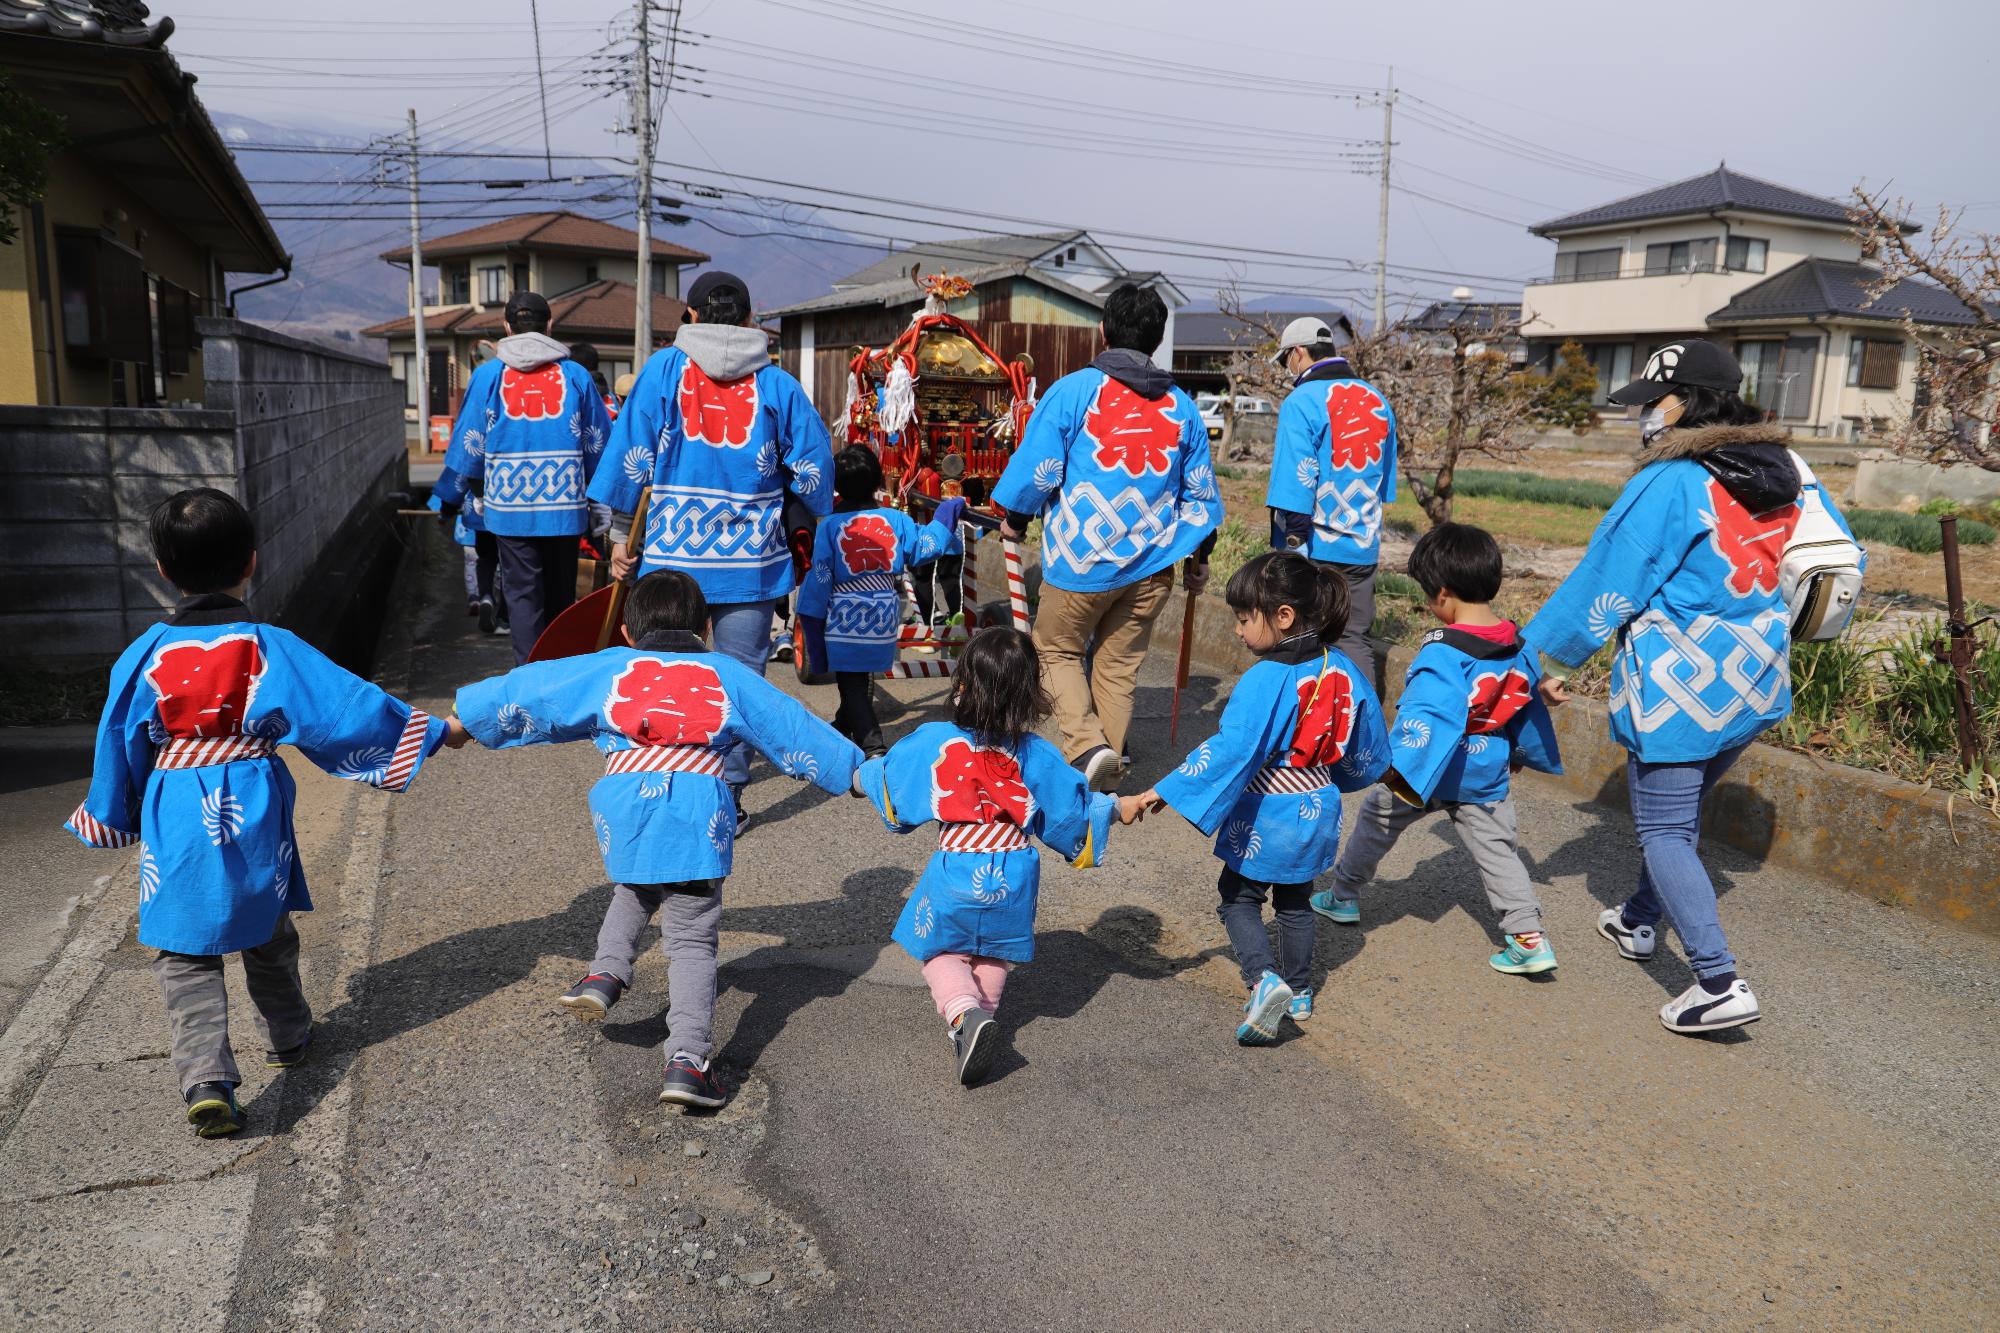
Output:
[
  {"xmin": 54, "ymin": 229, "xmax": 149, "ymax": 361},
  {"xmin": 1643, "ymin": 238, "xmax": 1718, "ymax": 276},
  {"xmin": 585, "ymin": 263, "xmax": 599, "ymax": 283},
  {"xmin": 1725, "ymin": 236, "xmax": 1768, "ymax": 273},
  {"xmin": 1736, "ymin": 340, "xmax": 1784, "ymax": 413},
  {"xmin": 478, "ymin": 265, "xmax": 507, "ymax": 304},
  {"xmin": 1552, "ymin": 247, "xmax": 1620, "ymax": 282},
  {"xmin": 512, "ymin": 262, "xmax": 529, "ymax": 294},
  {"xmin": 445, "ymin": 266, "xmax": 470, "ymax": 305},
  {"xmin": 650, "ymin": 265, "xmax": 668, "ymax": 296},
  {"xmin": 1776, "ymin": 336, "xmax": 1818, "ymax": 419},
  {"xmin": 1585, "ymin": 343, "xmax": 1633, "ymax": 404},
  {"xmin": 395, "ymin": 353, "xmax": 418, "ymax": 408},
  {"xmin": 1848, "ymin": 336, "xmax": 1902, "ymax": 390}
]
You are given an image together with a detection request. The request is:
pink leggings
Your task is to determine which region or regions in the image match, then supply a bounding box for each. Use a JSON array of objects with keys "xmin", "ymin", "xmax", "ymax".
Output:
[{"xmin": 919, "ymin": 952, "xmax": 1013, "ymax": 1026}]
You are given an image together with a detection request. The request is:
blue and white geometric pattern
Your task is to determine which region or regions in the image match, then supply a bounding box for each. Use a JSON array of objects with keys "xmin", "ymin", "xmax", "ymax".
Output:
[
  {"xmin": 486, "ymin": 452, "xmax": 588, "ymax": 513},
  {"xmin": 825, "ymin": 593, "xmax": 900, "ymax": 643},
  {"xmin": 1313, "ymin": 476, "xmax": 1384, "ymax": 547},
  {"xmin": 1044, "ymin": 482, "xmax": 1180, "ymax": 574},
  {"xmin": 1609, "ymin": 607, "xmax": 1789, "ymax": 736},
  {"xmin": 645, "ymin": 484, "xmax": 786, "ymax": 570}
]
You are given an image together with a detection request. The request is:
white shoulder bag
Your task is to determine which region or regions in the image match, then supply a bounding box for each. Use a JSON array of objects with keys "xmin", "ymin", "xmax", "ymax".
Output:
[{"xmin": 1780, "ymin": 450, "xmax": 1864, "ymax": 641}]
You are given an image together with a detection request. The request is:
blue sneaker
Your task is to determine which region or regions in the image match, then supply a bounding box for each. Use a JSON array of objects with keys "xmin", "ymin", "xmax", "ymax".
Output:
[
  {"xmin": 1309, "ymin": 890, "xmax": 1359, "ymax": 926},
  {"xmin": 1286, "ymin": 987, "xmax": 1314, "ymax": 1021},
  {"xmin": 1489, "ymin": 932, "xmax": 1557, "ymax": 975},
  {"xmin": 1236, "ymin": 971, "xmax": 1293, "ymax": 1046}
]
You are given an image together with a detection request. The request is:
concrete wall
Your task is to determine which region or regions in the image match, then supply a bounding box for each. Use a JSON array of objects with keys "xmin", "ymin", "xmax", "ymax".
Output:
[
  {"xmin": 0, "ymin": 318, "xmax": 406, "ymax": 665},
  {"xmin": 1854, "ymin": 451, "xmax": 2000, "ymax": 508}
]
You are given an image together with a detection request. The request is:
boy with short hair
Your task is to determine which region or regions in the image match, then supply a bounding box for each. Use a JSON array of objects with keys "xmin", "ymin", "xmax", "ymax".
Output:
[
  {"xmin": 1315, "ymin": 522, "xmax": 1565, "ymax": 975},
  {"xmin": 453, "ymin": 569, "xmax": 862, "ymax": 1108},
  {"xmin": 66, "ymin": 488, "xmax": 464, "ymax": 1135}
]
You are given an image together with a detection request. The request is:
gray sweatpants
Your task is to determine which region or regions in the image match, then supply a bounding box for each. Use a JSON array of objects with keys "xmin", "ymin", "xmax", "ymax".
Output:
[
  {"xmin": 589, "ymin": 881, "xmax": 723, "ymax": 1062},
  {"xmin": 1332, "ymin": 787, "xmax": 1544, "ymax": 935},
  {"xmin": 1322, "ymin": 561, "xmax": 1381, "ymax": 695},
  {"xmin": 150, "ymin": 914, "xmax": 312, "ymax": 1094}
]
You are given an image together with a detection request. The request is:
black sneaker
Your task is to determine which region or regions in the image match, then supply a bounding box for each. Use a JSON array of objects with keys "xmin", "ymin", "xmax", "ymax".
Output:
[
  {"xmin": 558, "ymin": 973, "xmax": 624, "ymax": 1021},
  {"xmin": 735, "ymin": 800, "xmax": 749, "ymax": 835},
  {"xmin": 184, "ymin": 1081, "xmax": 246, "ymax": 1137},
  {"xmin": 466, "ymin": 597, "xmax": 480, "ymax": 618},
  {"xmin": 477, "ymin": 597, "xmax": 496, "ymax": 635},
  {"xmin": 952, "ymin": 1007, "xmax": 999, "ymax": 1086},
  {"xmin": 659, "ymin": 1052, "xmax": 726, "ymax": 1109},
  {"xmin": 1077, "ymin": 745, "xmax": 1121, "ymax": 792},
  {"xmin": 864, "ymin": 745, "xmax": 888, "ymax": 760},
  {"xmin": 264, "ymin": 1026, "xmax": 313, "ymax": 1068}
]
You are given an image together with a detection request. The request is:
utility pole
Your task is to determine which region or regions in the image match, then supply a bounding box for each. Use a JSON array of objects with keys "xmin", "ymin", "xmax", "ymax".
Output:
[
  {"xmin": 1374, "ymin": 66, "xmax": 1394, "ymax": 333},
  {"xmin": 406, "ymin": 107, "xmax": 429, "ymax": 452},
  {"xmin": 631, "ymin": 0, "xmax": 654, "ymax": 360}
]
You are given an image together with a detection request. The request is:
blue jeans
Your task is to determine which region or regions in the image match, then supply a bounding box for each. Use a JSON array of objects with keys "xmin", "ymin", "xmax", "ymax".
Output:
[
  {"xmin": 1623, "ymin": 743, "xmax": 1748, "ymax": 980},
  {"xmin": 1216, "ymin": 868, "xmax": 1314, "ymax": 993},
  {"xmin": 709, "ymin": 600, "xmax": 775, "ymax": 788}
]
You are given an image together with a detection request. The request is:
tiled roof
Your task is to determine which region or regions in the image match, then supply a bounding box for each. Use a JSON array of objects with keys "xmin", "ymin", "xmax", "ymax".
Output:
[
  {"xmin": 1407, "ymin": 300, "xmax": 1523, "ymax": 332},
  {"xmin": 1174, "ymin": 310, "xmax": 1332, "ymax": 349},
  {"xmin": 1530, "ymin": 166, "xmax": 1894, "ymax": 236},
  {"xmin": 359, "ymin": 280, "xmax": 689, "ymax": 342},
  {"xmin": 766, "ymin": 257, "xmax": 1109, "ymax": 319},
  {"xmin": 0, "ymin": 0, "xmax": 171, "ymax": 47},
  {"xmin": 382, "ymin": 211, "xmax": 709, "ymax": 263},
  {"xmin": 1706, "ymin": 257, "xmax": 1979, "ymax": 328},
  {"xmin": 830, "ymin": 230, "xmax": 1086, "ymax": 289}
]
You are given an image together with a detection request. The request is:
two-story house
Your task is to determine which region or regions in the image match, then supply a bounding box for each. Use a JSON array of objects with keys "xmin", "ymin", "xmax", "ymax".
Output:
[
  {"xmin": 1519, "ymin": 166, "xmax": 1979, "ymax": 439},
  {"xmin": 360, "ymin": 211, "xmax": 708, "ymax": 430}
]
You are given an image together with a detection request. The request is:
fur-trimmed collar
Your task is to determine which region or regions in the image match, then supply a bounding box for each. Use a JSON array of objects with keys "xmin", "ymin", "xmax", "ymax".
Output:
[{"xmin": 1633, "ymin": 422, "xmax": 1791, "ymax": 468}]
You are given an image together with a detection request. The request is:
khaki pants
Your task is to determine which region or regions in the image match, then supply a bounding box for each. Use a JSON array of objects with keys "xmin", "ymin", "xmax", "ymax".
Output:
[{"xmin": 1032, "ymin": 570, "xmax": 1174, "ymax": 763}]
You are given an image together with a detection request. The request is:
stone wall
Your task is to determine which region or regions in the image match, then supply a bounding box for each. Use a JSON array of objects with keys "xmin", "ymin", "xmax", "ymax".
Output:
[{"xmin": 0, "ymin": 319, "xmax": 405, "ymax": 665}]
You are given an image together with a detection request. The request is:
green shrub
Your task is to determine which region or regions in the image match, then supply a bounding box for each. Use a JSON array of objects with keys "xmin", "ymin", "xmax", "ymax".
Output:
[
  {"xmin": 1206, "ymin": 517, "xmax": 1264, "ymax": 585},
  {"xmin": 1847, "ymin": 509, "xmax": 1996, "ymax": 553},
  {"xmin": 1212, "ymin": 463, "xmax": 1250, "ymax": 481},
  {"xmin": 1916, "ymin": 497, "xmax": 1961, "ymax": 518},
  {"xmin": 1873, "ymin": 623, "xmax": 2000, "ymax": 759},
  {"xmin": 1377, "ymin": 570, "xmax": 1424, "ymax": 601},
  {"xmin": 1452, "ymin": 469, "xmax": 1620, "ymax": 511}
]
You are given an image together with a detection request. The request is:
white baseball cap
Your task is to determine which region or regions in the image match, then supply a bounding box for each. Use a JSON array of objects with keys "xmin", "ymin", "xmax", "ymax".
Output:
[{"xmin": 1272, "ymin": 315, "xmax": 1342, "ymax": 365}]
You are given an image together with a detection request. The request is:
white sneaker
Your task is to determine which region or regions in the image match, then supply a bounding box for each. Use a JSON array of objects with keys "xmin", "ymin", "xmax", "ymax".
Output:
[
  {"xmin": 1660, "ymin": 979, "xmax": 1761, "ymax": 1034},
  {"xmin": 1080, "ymin": 745, "xmax": 1122, "ymax": 792},
  {"xmin": 1597, "ymin": 907, "xmax": 1656, "ymax": 961}
]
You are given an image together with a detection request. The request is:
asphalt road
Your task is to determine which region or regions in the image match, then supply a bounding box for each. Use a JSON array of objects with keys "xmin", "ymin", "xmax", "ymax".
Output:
[{"xmin": 5, "ymin": 526, "xmax": 1997, "ymax": 1330}]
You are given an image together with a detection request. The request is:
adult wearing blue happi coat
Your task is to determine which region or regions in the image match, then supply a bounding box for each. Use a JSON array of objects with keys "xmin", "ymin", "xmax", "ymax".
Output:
[{"xmin": 591, "ymin": 271, "xmax": 834, "ymax": 824}]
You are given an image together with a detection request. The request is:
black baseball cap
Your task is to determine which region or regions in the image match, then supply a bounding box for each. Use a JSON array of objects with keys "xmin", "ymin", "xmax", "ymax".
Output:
[
  {"xmin": 504, "ymin": 290, "xmax": 551, "ymax": 324},
  {"xmin": 1608, "ymin": 338, "xmax": 1743, "ymax": 405},
  {"xmin": 686, "ymin": 270, "xmax": 751, "ymax": 312}
]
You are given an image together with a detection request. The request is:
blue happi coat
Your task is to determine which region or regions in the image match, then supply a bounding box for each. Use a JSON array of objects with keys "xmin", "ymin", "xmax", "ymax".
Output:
[
  {"xmin": 427, "ymin": 489, "xmax": 482, "ymax": 546},
  {"xmin": 858, "ymin": 722, "xmax": 1114, "ymax": 964},
  {"xmin": 587, "ymin": 340, "xmax": 833, "ymax": 605},
  {"xmin": 1385, "ymin": 626, "xmax": 1562, "ymax": 807},
  {"xmin": 1524, "ymin": 425, "xmax": 1861, "ymax": 763},
  {"xmin": 1154, "ymin": 637, "xmax": 1389, "ymax": 883},
  {"xmin": 795, "ymin": 507, "xmax": 957, "ymax": 673},
  {"xmin": 65, "ymin": 599, "xmax": 448, "ymax": 955},
  {"xmin": 1265, "ymin": 361, "xmax": 1399, "ymax": 566},
  {"xmin": 990, "ymin": 360, "xmax": 1222, "ymax": 593},
  {"xmin": 433, "ymin": 345, "xmax": 612, "ymax": 538},
  {"xmin": 455, "ymin": 634, "xmax": 861, "ymax": 885}
]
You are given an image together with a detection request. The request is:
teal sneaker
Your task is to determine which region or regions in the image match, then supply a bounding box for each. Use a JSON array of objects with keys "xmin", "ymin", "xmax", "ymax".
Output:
[
  {"xmin": 1286, "ymin": 987, "xmax": 1314, "ymax": 1021},
  {"xmin": 1489, "ymin": 931, "xmax": 1557, "ymax": 975},
  {"xmin": 1309, "ymin": 890, "xmax": 1360, "ymax": 926},
  {"xmin": 1236, "ymin": 970, "xmax": 1293, "ymax": 1046}
]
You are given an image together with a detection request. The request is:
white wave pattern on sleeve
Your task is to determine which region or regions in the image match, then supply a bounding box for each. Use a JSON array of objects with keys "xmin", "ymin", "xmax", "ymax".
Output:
[
  {"xmin": 1587, "ymin": 592, "xmax": 1638, "ymax": 642},
  {"xmin": 201, "ymin": 790, "xmax": 245, "ymax": 846}
]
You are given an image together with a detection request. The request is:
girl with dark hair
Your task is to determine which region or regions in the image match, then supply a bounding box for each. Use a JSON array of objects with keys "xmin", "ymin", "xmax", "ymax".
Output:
[
  {"xmin": 1527, "ymin": 338, "xmax": 1863, "ymax": 1035},
  {"xmin": 796, "ymin": 447, "xmax": 964, "ymax": 754},
  {"xmin": 1127, "ymin": 551, "xmax": 1390, "ymax": 1043},
  {"xmin": 853, "ymin": 628, "xmax": 1121, "ymax": 1086}
]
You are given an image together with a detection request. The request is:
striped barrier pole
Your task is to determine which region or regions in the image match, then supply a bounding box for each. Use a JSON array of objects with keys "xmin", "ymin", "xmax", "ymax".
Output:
[
  {"xmin": 959, "ymin": 521, "xmax": 978, "ymax": 630},
  {"xmin": 1002, "ymin": 538, "xmax": 1030, "ymax": 632},
  {"xmin": 882, "ymin": 659, "xmax": 956, "ymax": 679}
]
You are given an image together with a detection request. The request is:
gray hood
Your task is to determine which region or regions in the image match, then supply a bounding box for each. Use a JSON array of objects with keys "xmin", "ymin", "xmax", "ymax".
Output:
[
  {"xmin": 674, "ymin": 323, "xmax": 770, "ymax": 381},
  {"xmin": 494, "ymin": 332, "xmax": 571, "ymax": 371}
]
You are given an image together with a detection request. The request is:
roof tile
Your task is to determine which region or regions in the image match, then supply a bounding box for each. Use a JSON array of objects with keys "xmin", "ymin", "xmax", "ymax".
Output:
[
  {"xmin": 1706, "ymin": 257, "xmax": 1977, "ymax": 327},
  {"xmin": 1531, "ymin": 166, "xmax": 1864, "ymax": 236},
  {"xmin": 382, "ymin": 210, "xmax": 709, "ymax": 263}
]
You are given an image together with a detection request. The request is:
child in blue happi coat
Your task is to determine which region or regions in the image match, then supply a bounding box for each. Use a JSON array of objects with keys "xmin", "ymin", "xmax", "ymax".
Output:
[
  {"xmin": 853, "ymin": 628, "xmax": 1120, "ymax": 1086},
  {"xmin": 795, "ymin": 447, "xmax": 964, "ymax": 754},
  {"xmin": 1128, "ymin": 552, "xmax": 1389, "ymax": 1044},
  {"xmin": 1319, "ymin": 523, "xmax": 1564, "ymax": 976},
  {"xmin": 66, "ymin": 489, "xmax": 465, "ymax": 1136},
  {"xmin": 454, "ymin": 570, "xmax": 862, "ymax": 1109}
]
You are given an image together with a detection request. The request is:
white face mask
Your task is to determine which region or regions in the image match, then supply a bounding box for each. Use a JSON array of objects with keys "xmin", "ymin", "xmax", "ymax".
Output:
[{"xmin": 1640, "ymin": 402, "xmax": 1672, "ymax": 443}]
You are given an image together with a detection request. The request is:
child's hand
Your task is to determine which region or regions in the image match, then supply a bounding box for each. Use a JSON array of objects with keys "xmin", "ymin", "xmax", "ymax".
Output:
[
  {"xmin": 443, "ymin": 718, "xmax": 473, "ymax": 749},
  {"xmin": 1118, "ymin": 790, "xmax": 1165, "ymax": 825},
  {"xmin": 1538, "ymin": 676, "xmax": 1571, "ymax": 708}
]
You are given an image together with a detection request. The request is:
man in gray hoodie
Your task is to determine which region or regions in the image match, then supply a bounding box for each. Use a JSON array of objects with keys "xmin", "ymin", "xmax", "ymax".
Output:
[
  {"xmin": 433, "ymin": 291, "xmax": 614, "ymax": 662},
  {"xmin": 589, "ymin": 271, "xmax": 834, "ymax": 829}
]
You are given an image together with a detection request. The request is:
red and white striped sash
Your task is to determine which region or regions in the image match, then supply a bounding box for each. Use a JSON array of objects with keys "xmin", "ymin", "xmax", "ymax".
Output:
[
  {"xmin": 154, "ymin": 735, "xmax": 277, "ymax": 769},
  {"xmin": 604, "ymin": 744, "xmax": 726, "ymax": 777},
  {"xmin": 1245, "ymin": 764, "xmax": 1338, "ymax": 795},
  {"xmin": 938, "ymin": 821, "xmax": 1030, "ymax": 853},
  {"xmin": 380, "ymin": 709, "xmax": 433, "ymax": 791},
  {"xmin": 66, "ymin": 804, "xmax": 138, "ymax": 848}
]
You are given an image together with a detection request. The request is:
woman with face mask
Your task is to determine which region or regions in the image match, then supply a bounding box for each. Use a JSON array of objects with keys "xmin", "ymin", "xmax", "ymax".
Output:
[{"xmin": 1522, "ymin": 339, "xmax": 1859, "ymax": 1036}]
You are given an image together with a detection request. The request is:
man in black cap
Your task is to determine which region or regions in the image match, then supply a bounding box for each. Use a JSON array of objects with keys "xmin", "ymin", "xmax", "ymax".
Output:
[
  {"xmin": 433, "ymin": 290, "xmax": 614, "ymax": 661},
  {"xmin": 588, "ymin": 270, "xmax": 834, "ymax": 829}
]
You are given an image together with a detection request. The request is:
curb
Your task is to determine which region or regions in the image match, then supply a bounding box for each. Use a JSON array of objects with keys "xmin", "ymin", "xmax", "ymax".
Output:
[{"xmin": 969, "ymin": 540, "xmax": 1999, "ymax": 937}]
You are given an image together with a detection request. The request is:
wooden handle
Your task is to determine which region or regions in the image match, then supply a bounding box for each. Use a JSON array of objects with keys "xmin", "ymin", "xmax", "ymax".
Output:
[{"xmin": 596, "ymin": 487, "xmax": 651, "ymax": 651}]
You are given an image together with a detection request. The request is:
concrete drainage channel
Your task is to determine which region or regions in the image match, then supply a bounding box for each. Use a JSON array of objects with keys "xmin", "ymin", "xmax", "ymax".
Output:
[{"xmin": 969, "ymin": 548, "xmax": 2000, "ymax": 937}]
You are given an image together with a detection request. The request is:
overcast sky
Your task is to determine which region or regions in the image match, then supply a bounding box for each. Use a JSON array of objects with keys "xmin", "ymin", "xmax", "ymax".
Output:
[{"xmin": 176, "ymin": 0, "xmax": 1998, "ymax": 318}]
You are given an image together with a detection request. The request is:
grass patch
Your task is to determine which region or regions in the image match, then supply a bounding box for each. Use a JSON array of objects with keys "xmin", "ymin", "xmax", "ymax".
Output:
[
  {"xmin": 1453, "ymin": 468, "xmax": 1621, "ymax": 510},
  {"xmin": 1387, "ymin": 494, "xmax": 1605, "ymax": 548},
  {"xmin": 1848, "ymin": 508, "xmax": 1996, "ymax": 554},
  {"xmin": 1207, "ymin": 517, "xmax": 1263, "ymax": 585}
]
